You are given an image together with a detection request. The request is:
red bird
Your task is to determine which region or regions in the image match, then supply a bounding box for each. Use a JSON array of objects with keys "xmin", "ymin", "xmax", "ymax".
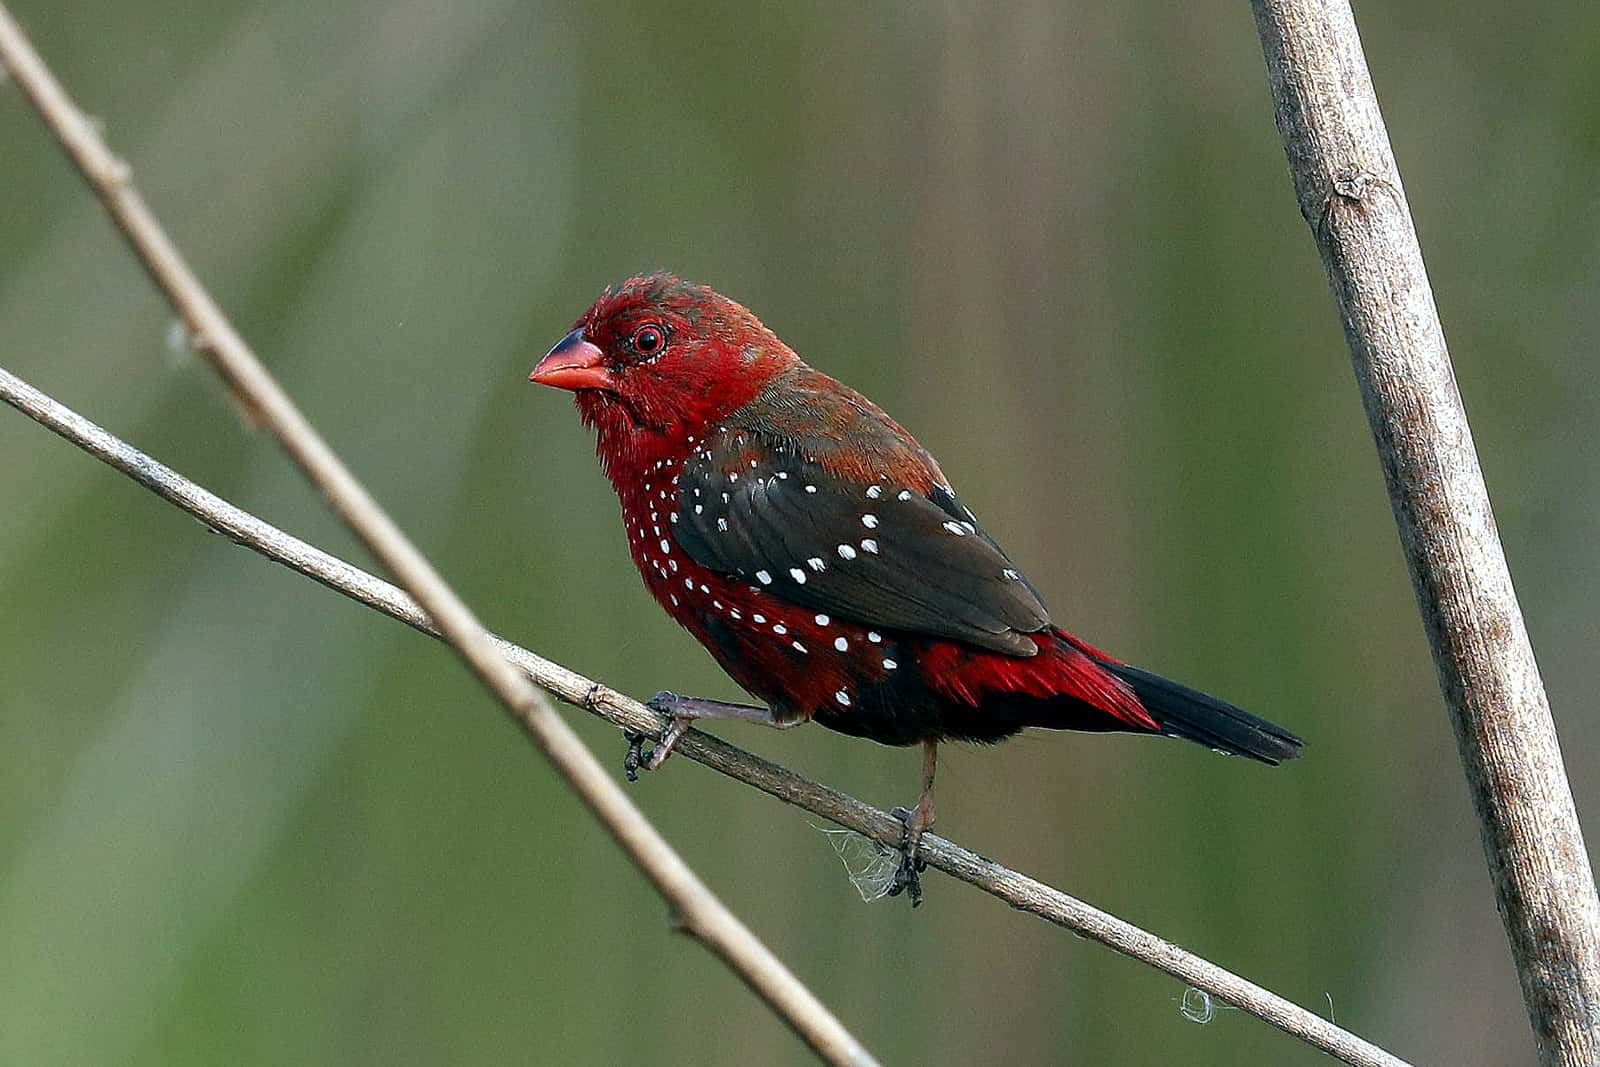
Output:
[{"xmin": 532, "ymin": 273, "xmax": 1301, "ymax": 903}]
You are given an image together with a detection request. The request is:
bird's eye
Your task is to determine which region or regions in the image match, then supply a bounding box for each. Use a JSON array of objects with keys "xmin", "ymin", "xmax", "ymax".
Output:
[{"xmin": 630, "ymin": 324, "xmax": 666, "ymax": 357}]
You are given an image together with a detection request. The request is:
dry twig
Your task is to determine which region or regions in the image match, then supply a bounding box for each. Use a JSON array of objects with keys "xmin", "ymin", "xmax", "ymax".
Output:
[
  {"xmin": 0, "ymin": 7, "xmax": 873, "ymax": 1064},
  {"xmin": 1250, "ymin": 2, "xmax": 1600, "ymax": 1063},
  {"xmin": 1, "ymin": 365, "xmax": 1410, "ymax": 1067}
]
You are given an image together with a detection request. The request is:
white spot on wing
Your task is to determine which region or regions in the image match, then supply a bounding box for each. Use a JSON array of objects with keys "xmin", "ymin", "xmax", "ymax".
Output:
[
  {"xmin": 835, "ymin": 690, "xmax": 851, "ymax": 707},
  {"xmin": 860, "ymin": 539, "xmax": 878, "ymax": 554},
  {"xmin": 897, "ymin": 490, "xmax": 913, "ymax": 501},
  {"xmin": 789, "ymin": 567, "xmax": 807, "ymax": 584},
  {"xmin": 807, "ymin": 557, "xmax": 826, "ymax": 572},
  {"xmin": 867, "ymin": 485, "xmax": 881, "ymax": 499},
  {"xmin": 862, "ymin": 514, "xmax": 879, "ymax": 528},
  {"xmin": 883, "ymin": 658, "xmax": 897, "ymax": 670},
  {"xmin": 942, "ymin": 521, "xmax": 966, "ymax": 536},
  {"xmin": 837, "ymin": 544, "xmax": 857, "ymax": 560},
  {"xmin": 756, "ymin": 570, "xmax": 772, "ymax": 585}
]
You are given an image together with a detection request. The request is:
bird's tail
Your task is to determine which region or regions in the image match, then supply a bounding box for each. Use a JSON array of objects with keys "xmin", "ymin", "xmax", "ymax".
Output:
[{"xmin": 1101, "ymin": 661, "xmax": 1303, "ymax": 765}]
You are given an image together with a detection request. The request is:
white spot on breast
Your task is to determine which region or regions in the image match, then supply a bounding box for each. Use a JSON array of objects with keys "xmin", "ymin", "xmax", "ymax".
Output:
[
  {"xmin": 670, "ymin": 513, "xmax": 678, "ymax": 524},
  {"xmin": 685, "ymin": 578, "xmax": 694, "ymax": 590},
  {"xmin": 942, "ymin": 521, "xmax": 966, "ymax": 536},
  {"xmin": 897, "ymin": 490, "xmax": 913, "ymax": 501},
  {"xmin": 814, "ymin": 614, "xmax": 830, "ymax": 626},
  {"xmin": 789, "ymin": 567, "xmax": 807, "ymax": 584},
  {"xmin": 862, "ymin": 514, "xmax": 879, "ymax": 528},
  {"xmin": 774, "ymin": 623, "xmax": 788, "ymax": 635},
  {"xmin": 713, "ymin": 600, "xmax": 723, "ymax": 610},
  {"xmin": 756, "ymin": 570, "xmax": 772, "ymax": 585},
  {"xmin": 806, "ymin": 557, "xmax": 826, "ymax": 572},
  {"xmin": 670, "ymin": 594, "xmax": 679, "ymax": 606},
  {"xmin": 883, "ymin": 658, "xmax": 898, "ymax": 670},
  {"xmin": 834, "ymin": 636, "xmax": 849, "ymax": 652},
  {"xmin": 867, "ymin": 631, "xmax": 882, "ymax": 643},
  {"xmin": 837, "ymin": 544, "xmax": 857, "ymax": 560},
  {"xmin": 699, "ymin": 583, "xmax": 710, "ymax": 593},
  {"xmin": 659, "ymin": 539, "xmax": 670, "ymax": 553},
  {"xmin": 730, "ymin": 609, "xmax": 741, "ymax": 620},
  {"xmin": 791, "ymin": 640, "xmax": 808, "ymax": 653},
  {"xmin": 867, "ymin": 485, "xmax": 881, "ymax": 499},
  {"xmin": 753, "ymin": 613, "xmax": 766, "ymax": 624},
  {"xmin": 669, "ymin": 559, "xmax": 678, "ymax": 572},
  {"xmin": 860, "ymin": 539, "xmax": 878, "ymax": 554},
  {"xmin": 834, "ymin": 690, "xmax": 851, "ymax": 707}
]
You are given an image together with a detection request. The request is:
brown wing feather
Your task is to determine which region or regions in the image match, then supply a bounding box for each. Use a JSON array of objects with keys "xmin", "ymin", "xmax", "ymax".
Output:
[{"xmin": 673, "ymin": 371, "xmax": 1051, "ymax": 655}]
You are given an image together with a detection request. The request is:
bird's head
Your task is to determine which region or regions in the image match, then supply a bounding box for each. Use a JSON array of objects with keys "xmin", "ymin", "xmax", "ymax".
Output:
[{"xmin": 531, "ymin": 273, "xmax": 798, "ymax": 454}]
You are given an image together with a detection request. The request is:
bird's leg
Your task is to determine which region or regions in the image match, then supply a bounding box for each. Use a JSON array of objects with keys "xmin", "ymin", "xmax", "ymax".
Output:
[
  {"xmin": 887, "ymin": 739, "xmax": 938, "ymax": 907},
  {"xmin": 625, "ymin": 690, "xmax": 797, "ymax": 780}
]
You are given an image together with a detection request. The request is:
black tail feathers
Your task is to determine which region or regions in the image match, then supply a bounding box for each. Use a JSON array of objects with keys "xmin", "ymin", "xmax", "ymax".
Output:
[{"xmin": 1103, "ymin": 662, "xmax": 1303, "ymax": 765}]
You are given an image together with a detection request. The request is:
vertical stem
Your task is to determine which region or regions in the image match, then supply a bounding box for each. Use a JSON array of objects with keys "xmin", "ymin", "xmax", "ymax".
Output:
[{"xmin": 1249, "ymin": 2, "xmax": 1600, "ymax": 1062}]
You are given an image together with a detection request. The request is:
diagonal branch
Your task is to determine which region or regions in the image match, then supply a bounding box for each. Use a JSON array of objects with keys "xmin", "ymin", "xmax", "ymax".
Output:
[
  {"xmin": 0, "ymin": 365, "xmax": 1410, "ymax": 1067},
  {"xmin": 1250, "ymin": 3, "xmax": 1600, "ymax": 1063},
  {"xmin": 0, "ymin": 8, "xmax": 873, "ymax": 1065}
]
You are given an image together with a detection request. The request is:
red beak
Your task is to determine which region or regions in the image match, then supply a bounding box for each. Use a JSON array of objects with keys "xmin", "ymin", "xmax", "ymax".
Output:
[{"xmin": 530, "ymin": 328, "xmax": 612, "ymax": 391}]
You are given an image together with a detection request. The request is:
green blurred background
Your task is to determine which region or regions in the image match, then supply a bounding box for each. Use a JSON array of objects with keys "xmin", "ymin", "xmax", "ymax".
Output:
[{"xmin": 2, "ymin": 2, "xmax": 1596, "ymax": 1064}]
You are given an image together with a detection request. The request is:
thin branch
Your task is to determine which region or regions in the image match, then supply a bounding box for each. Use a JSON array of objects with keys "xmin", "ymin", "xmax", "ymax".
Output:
[
  {"xmin": 0, "ymin": 9, "xmax": 874, "ymax": 1066},
  {"xmin": 1, "ymin": 366, "xmax": 1411, "ymax": 1067},
  {"xmin": 1249, "ymin": 3, "xmax": 1600, "ymax": 1064}
]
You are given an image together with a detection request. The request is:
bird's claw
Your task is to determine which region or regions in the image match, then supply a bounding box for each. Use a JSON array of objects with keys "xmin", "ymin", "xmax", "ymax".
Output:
[
  {"xmin": 646, "ymin": 689, "xmax": 681, "ymax": 714},
  {"xmin": 886, "ymin": 805, "xmax": 929, "ymax": 907},
  {"xmin": 622, "ymin": 694, "xmax": 693, "ymax": 781},
  {"xmin": 622, "ymin": 731, "xmax": 650, "ymax": 782}
]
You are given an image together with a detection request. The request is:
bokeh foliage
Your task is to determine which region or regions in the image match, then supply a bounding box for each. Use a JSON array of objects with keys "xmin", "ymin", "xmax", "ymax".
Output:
[{"xmin": 3, "ymin": 2, "xmax": 1597, "ymax": 1064}]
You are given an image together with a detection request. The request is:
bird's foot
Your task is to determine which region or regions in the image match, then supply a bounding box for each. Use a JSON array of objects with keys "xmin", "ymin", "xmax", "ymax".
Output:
[
  {"xmin": 886, "ymin": 805, "xmax": 929, "ymax": 907},
  {"xmin": 622, "ymin": 691, "xmax": 696, "ymax": 781}
]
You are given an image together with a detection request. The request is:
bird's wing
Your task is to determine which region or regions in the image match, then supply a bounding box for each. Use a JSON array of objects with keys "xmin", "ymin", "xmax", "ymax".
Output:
[{"xmin": 673, "ymin": 423, "xmax": 1051, "ymax": 656}]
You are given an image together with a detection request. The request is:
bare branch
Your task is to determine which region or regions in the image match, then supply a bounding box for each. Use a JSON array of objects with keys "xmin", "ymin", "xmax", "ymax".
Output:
[
  {"xmin": 1250, "ymin": 3, "xmax": 1600, "ymax": 1063},
  {"xmin": 0, "ymin": 8, "xmax": 874, "ymax": 1064},
  {"xmin": 1, "ymin": 365, "xmax": 1411, "ymax": 1067}
]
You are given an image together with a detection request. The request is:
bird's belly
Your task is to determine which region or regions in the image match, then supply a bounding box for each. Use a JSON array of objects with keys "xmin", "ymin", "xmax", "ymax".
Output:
[{"xmin": 624, "ymin": 531, "xmax": 913, "ymax": 719}]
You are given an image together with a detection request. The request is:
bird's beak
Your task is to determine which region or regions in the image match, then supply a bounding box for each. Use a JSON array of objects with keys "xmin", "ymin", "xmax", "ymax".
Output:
[{"xmin": 530, "ymin": 328, "xmax": 612, "ymax": 391}]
